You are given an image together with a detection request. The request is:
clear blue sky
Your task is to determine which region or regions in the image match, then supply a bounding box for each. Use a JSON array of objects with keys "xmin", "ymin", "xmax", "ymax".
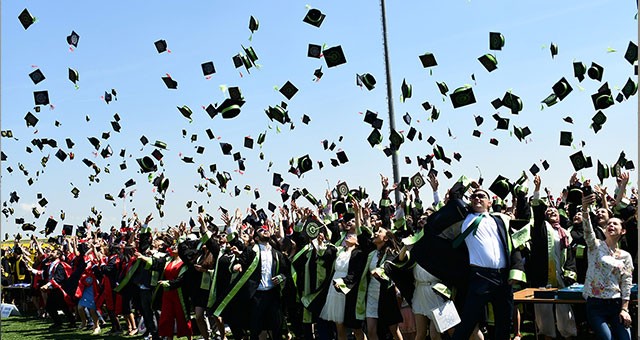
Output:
[{"xmin": 1, "ymin": 1, "xmax": 637, "ymax": 236}]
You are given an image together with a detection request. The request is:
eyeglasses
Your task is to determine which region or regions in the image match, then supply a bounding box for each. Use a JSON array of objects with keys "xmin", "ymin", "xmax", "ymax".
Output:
[{"xmin": 470, "ymin": 194, "xmax": 488, "ymax": 200}]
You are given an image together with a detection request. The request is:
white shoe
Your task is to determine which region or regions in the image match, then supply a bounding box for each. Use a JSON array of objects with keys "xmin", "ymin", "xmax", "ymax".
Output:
[{"xmin": 92, "ymin": 327, "xmax": 101, "ymax": 335}]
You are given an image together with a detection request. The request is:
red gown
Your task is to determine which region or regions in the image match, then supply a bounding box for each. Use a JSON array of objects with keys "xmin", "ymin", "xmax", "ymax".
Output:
[{"xmin": 158, "ymin": 257, "xmax": 192, "ymax": 337}]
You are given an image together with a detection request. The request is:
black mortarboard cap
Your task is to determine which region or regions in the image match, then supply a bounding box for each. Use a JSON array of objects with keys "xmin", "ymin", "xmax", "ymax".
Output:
[
  {"xmin": 573, "ymin": 61, "xmax": 586, "ymax": 82},
  {"xmin": 154, "ymin": 39, "xmax": 167, "ymax": 53},
  {"xmin": 363, "ymin": 110, "xmax": 377, "ymax": 125},
  {"xmin": 273, "ymin": 173, "xmax": 283, "ymax": 187},
  {"xmin": 87, "ymin": 137, "xmax": 100, "ymax": 150},
  {"xmin": 569, "ymin": 151, "xmax": 589, "ymax": 171},
  {"xmin": 55, "ymin": 149, "xmax": 67, "ymax": 162},
  {"xmin": 529, "ymin": 164, "xmax": 541, "ymax": 176},
  {"xmin": 591, "ymin": 85, "xmax": 614, "ymax": 111},
  {"xmin": 501, "ymin": 92, "xmax": 523, "ymax": 114},
  {"xmin": 68, "ymin": 68, "xmax": 79, "ymax": 84},
  {"xmin": 136, "ymin": 156, "xmax": 157, "ymax": 173},
  {"xmin": 406, "ymin": 127, "xmax": 417, "ymax": 141},
  {"xmin": 336, "ymin": 151, "xmax": 348, "ymax": 164},
  {"xmin": 400, "ymin": 79, "xmax": 413, "ymax": 100},
  {"xmin": 151, "ymin": 149, "xmax": 163, "ymax": 160},
  {"xmin": 233, "ymin": 152, "xmax": 241, "ymax": 161},
  {"xmin": 411, "ymin": 173, "xmax": 426, "ymax": 189},
  {"xmin": 621, "ymin": 77, "xmax": 637, "ymax": 99},
  {"xmin": 25, "ymin": 112, "xmax": 39, "ymax": 127},
  {"xmin": 205, "ymin": 129, "xmax": 215, "ymax": 140},
  {"xmin": 249, "ymin": 15, "xmax": 259, "ymax": 32},
  {"xmin": 560, "ymin": 131, "xmax": 573, "ymax": 146},
  {"xmin": 298, "ymin": 155, "xmax": 313, "ymax": 173},
  {"xmin": 244, "ymin": 136, "xmax": 254, "ymax": 149},
  {"xmin": 45, "ymin": 217, "xmax": 58, "ymax": 236},
  {"xmin": 202, "ymin": 61, "xmax": 215, "ymax": 76},
  {"xmin": 403, "ymin": 112, "xmax": 412, "ymax": 125},
  {"xmin": 111, "ymin": 121, "xmax": 121, "ymax": 132},
  {"xmin": 624, "ymin": 41, "xmax": 638, "ymax": 65},
  {"xmin": 419, "ymin": 52, "xmax": 437, "ymax": 68},
  {"xmin": 314, "ymin": 67, "xmax": 323, "ymax": 79},
  {"xmin": 140, "ymin": 135, "xmax": 149, "ymax": 145},
  {"xmin": 489, "ymin": 175, "xmax": 512, "ymax": 199},
  {"xmin": 323, "ymin": 45, "xmax": 346, "ymax": 68},
  {"xmin": 29, "ymin": 69, "xmax": 45, "ymax": 85},
  {"xmin": 489, "ymin": 32, "xmax": 505, "ymax": 50},
  {"xmin": 62, "ymin": 224, "xmax": 73, "ymax": 236},
  {"xmin": 427, "ymin": 136, "xmax": 436, "ymax": 145},
  {"xmin": 356, "ymin": 73, "xmax": 376, "ymax": 90},
  {"xmin": 18, "ymin": 8, "xmax": 34, "ymax": 30},
  {"xmin": 542, "ymin": 160, "xmax": 550, "ymax": 170},
  {"xmin": 228, "ymin": 86, "xmax": 243, "ymax": 101},
  {"xmin": 436, "ymin": 81, "xmax": 448, "ymax": 95},
  {"xmin": 478, "ymin": 53, "xmax": 498, "ymax": 72},
  {"xmin": 302, "ymin": 114, "xmax": 311, "ymax": 124},
  {"xmin": 220, "ymin": 142, "xmax": 232, "ymax": 155},
  {"xmin": 308, "ymin": 44, "xmax": 322, "ymax": 58},
  {"xmin": 22, "ymin": 223, "xmax": 36, "ymax": 232},
  {"xmin": 493, "ymin": 114, "xmax": 509, "ymax": 130},
  {"xmin": 34, "ymin": 90, "xmax": 49, "ymax": 106},
  {"xmin": 67, "ymin": 31, "xmax": 79, "ymax": 47},
  {"xmin": 550, "ymin": 42, "xmax": 558, "ymax": 58},
  {"xmin": 367, "ymin": 129, "xmax": 382, "ymax": 147},
  {"xmin": 489, "ymin": 138, "xmax": 499, "ymax": 146},
  {"xmin": 372, "ymin": 118, "xmax": 383, "ymax": 130},
  {"xmin": 389, "ymin": 130, "xmax": 404, "ymax": 149},
  {"xmin": 552, "ymin": 77, "xmax": 573, "ymax": 101},
  {"xmin": 303, "ymin": 8, "xmax": 326, "ymax": 27},
  {"xmin": 450, "ymin": 86, "xmax": 476, "ymax": 108},
  {"xmin": 587, "ymin": 62, "xmax": 604, "ymax": 81},
  {"xmin": 597, "ymin": 160, "xmax": 609, "ymax": 183},
  {"xmin": 422, "ymin": 101, "xmax": 432, "ymax": 111},
  {"xmin": 162, "ymin": 76, "xmax": 178, "ymax": 89},
  {"xmin": 280, "ymin": 81, "xmax": 298, "ymax": 100}
]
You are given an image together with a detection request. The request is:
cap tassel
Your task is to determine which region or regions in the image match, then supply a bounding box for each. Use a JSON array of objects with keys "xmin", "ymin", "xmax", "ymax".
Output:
[{"xmin": 167, "ymin": 49, "xmax": 172, "ymax": 53}]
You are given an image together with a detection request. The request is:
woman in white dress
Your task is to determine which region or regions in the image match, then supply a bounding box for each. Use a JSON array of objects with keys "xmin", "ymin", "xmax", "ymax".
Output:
[{"xmin": 320, "ymin": 230, "xmax": 366, "ymax": 340}]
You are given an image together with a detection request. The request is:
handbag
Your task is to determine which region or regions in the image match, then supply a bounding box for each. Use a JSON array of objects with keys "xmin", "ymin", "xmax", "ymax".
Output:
[{"xmin": 429, "ymin": 300, "xmax": 461, "ymax": 333}]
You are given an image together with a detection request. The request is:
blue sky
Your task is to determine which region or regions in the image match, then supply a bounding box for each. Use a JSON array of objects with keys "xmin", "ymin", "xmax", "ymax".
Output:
[{"xmin": 1, "ymin": 1, "xmax": 637, "ymax": 236}]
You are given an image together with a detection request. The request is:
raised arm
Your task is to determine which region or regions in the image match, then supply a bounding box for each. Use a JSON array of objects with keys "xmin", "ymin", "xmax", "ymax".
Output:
[{"xmin": 581, "ymin": 194, "xmax": 598, "ymax": 249}]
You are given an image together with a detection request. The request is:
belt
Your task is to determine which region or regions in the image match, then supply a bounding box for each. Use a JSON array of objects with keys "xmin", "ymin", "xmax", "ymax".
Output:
[{"xmin": 470, "ymin": 265, "xmax": 508, "ymax": 274}]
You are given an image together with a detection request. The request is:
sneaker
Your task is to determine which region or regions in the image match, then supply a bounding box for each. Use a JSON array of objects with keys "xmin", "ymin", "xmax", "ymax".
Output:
[{"xmin": 92, "ymin": 327, "xmax": 101, "ymax": 335}]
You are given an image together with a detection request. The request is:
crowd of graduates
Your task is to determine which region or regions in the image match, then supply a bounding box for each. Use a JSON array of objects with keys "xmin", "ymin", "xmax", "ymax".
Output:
[{"xmin": 0, "ymin": 170, "xmax": 637, "ymax": 340}]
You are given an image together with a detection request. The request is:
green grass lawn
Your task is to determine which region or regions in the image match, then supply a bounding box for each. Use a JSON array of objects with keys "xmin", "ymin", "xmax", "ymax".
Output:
[{"xmin": 0, "ymin": 316, "xmax": 146, "ymax": 340}]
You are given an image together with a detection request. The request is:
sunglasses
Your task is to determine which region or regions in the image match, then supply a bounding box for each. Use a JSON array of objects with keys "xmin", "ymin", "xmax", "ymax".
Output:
[{"xmin": 470, "ymin": 193, "xmax": 488, "ymax": 200}]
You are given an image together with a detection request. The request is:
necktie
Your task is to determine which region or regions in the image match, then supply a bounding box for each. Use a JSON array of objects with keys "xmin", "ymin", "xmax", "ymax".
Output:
[{"xmin": 452, "ymin": 213, "xmax": 486, "ymax": 248}]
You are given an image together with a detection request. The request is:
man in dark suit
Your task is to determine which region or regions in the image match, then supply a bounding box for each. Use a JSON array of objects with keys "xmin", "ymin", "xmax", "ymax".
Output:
[
  {"xmin": 409, "ymin": 183, "xmax": 526, "ymax": 340},
  {"xmin": 451, "ymin": 188, "xmax": 526, "ymax": 340},
  {"xmin": 217, "ymin": 225, "xmax": 289, "ymax": 340}
]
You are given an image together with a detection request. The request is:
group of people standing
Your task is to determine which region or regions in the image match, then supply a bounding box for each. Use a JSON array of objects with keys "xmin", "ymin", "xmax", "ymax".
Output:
[{"xmin": 1, "ymin": 170, "xmax": 637, "ymax": 340}]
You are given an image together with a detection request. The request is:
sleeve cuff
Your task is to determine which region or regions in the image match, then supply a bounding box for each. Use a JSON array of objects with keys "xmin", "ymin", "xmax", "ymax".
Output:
[{"xmin": 509, "ymin": 269, "xmax": 526, "ymax": 283}]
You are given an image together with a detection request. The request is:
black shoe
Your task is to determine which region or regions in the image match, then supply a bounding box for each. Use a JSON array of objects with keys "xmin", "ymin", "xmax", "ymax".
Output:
[{"xmin": 49, "ymin": 323, "xmax": 62, "ymax": 330}]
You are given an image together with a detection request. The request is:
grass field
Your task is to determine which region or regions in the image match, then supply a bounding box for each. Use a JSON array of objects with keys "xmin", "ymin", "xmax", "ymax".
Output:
[
  {"xmin": 0, "ymin": 316, "xmax": 146, "ymax": 340},
  {"xmin": 0, "ymin": 314, "xmax": 540, "ymax": 340}
]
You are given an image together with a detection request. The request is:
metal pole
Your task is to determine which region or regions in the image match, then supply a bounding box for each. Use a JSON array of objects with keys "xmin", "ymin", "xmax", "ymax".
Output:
[{"xmin": 380, "ymin": 0, "xmax": 401, "ymax": 204}]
